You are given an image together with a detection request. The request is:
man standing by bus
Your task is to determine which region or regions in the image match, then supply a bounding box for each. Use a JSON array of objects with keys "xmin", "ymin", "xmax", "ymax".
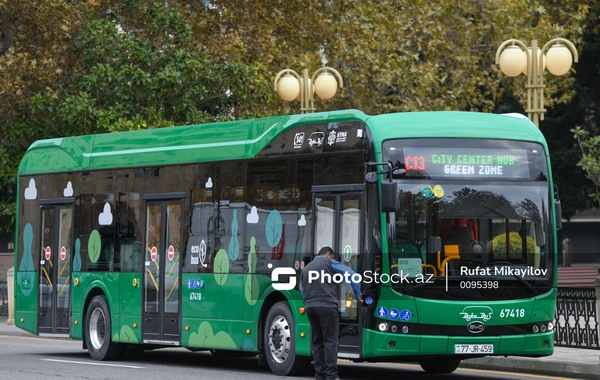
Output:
[{"xmin": 300, "ymin": 246, "xmax": 363, "ymax": 380}]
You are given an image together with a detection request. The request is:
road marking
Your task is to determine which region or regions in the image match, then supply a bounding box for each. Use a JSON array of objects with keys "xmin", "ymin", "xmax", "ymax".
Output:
[{"xmin": 41, "ymin": 359, "xmax": 144, "ymax": 369}]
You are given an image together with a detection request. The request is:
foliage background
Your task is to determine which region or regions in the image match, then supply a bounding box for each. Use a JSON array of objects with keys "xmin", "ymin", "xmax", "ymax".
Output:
[{"xmin": 0, "ymin": 0, "xmax": 598, "ymax": 232}]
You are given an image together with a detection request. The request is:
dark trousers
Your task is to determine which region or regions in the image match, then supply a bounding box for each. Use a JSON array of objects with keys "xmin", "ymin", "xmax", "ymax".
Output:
[{"xmin": 306, "ymin": 307, "xmax": 339, "ymax": 380}]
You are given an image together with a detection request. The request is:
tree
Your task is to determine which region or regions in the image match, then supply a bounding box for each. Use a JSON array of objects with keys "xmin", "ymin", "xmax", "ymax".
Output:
[
  {"xmin": 542, "ymin": 0, "xmax": 600, "ymax": 217},
  {"xmin": 572, "ymin": 126, "xmax": 600, "ymax": 206},
  {"xmin": 33, "ymin": 0, "xmax": 266, "ymax": 133},
  {"xmin": 189, "ymin": 1, "xmax": 588, "ymax": 116},
  {"xmin": 0, "ymin": 0, "xmax": 79, "ymax": 232},
  {"xmin": 0, "ymin": 0, "xmax": 592, "ymax": 232},
  {"xmin": 0, "ymin": 0, "xmax": 266, "ymax": 231}
]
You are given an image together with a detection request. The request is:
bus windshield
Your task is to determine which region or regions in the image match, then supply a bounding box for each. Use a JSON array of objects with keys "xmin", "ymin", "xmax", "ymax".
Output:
[
  {"xmin": 390, "ymin": 181, "xmax": 550, "ymax": 270},
  {"xmin": 382, "ymin": 138, "xmax": 554, "ymax": 299}
]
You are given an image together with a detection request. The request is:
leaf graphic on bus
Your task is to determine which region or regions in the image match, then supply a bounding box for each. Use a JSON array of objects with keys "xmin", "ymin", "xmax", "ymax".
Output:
[
  {"xmin": 19, "ymin": 223, "xmax": 34, "ymax": 272},
  {"xmin": 265, "ymin": 210, "xmax": 282, "ymax": 248},
  {"xmin": 245, "ymin": 274, "xmax": 258, "ymax": 306},
  {"xmin": 248, "ymin": 237, "xmax": 256, "ymax": 272},
  {"xmin": 73, "ymin": 238, "xmax": 82, "ymax": 272},
  {"xmin": 228, "ymin": 209, "xmax": 240, "ymax": 261},
  {"xmin": 213, "ymin": 249, "xmax": 229, "ymax": 285},
  {"xmin": 88, "ymin": 230, "xmax": 101, "ymax": 263},
  {"xmin": 188, "ymin": 321, "xmax": 236, "ymax": 349},
  {"xmin": 115, "ymin": 325, "xmax": 139, "ymax": 343}
]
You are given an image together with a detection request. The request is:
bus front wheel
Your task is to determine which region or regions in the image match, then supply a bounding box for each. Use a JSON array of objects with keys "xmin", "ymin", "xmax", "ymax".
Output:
[
  {"xmin": 419, "ymin": 358, "xmax": 461, "ymax": 374},
  {"xmin": 85, "ymin": 295, "xmax": 127, "ymax": 361},
  {"xmin": 263, "ymin": 301, "xmax": 309, "ymax": 376}
]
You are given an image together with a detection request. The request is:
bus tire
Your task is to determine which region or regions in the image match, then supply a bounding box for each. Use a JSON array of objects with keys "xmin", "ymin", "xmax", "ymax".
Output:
[
  {"xmin": 419, "ymin": 358, "xmax": 461, "ymax": 374},
  {"xmin": 263, "ymin": 301, "xmax": 309, "ymax": 376},
  {"xmin": 85, "ymin": 295, "xmax": 126, "ymax": 361}
]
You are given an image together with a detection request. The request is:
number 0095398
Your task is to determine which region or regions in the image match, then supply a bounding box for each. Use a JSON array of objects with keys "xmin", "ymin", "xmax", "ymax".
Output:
[{"xmin": 454, "ymin": 344, "xmax": 493, "ymax": 354}]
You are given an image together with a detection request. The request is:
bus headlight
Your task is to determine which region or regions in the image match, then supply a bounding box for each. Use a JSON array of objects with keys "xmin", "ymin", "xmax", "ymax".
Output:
[{"xmin": 378, "ymin": 322, "xmax": 388, "ymax": 332}]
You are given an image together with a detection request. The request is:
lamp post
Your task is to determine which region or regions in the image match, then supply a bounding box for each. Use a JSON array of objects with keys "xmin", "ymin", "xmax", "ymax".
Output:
[
  {"xmin": 495, "ymin": 38, "xmax": 578, "ymax": 127},
  {"xmin": 274, "ymin": 67, "xmax": 343, "ymax": 113}
]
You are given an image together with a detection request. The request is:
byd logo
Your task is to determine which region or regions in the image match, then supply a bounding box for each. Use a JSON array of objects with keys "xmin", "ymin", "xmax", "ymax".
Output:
[{"xmin": 271, "ymin": 267, "xmax": 297, "ymax": 291}]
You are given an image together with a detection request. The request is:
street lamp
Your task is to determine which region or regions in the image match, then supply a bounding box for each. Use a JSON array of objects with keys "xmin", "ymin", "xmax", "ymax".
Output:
[
  {"xmin": 274, "ymin": 67, "xmax": 344, "ymax": 113},
  {"xmin": 495, "ymin": 38, "xmax": 578, "ymax": 127}
]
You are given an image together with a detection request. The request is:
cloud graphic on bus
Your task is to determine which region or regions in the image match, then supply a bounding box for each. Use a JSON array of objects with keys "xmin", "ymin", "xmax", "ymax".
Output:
[
  {"xmin": 246, "ymin": 206, "xmax": 259, "ymax": 224},
  {"xmin": 298, "ymin": 215, "xmax": 306, "ymax": 226},
  {"xmin": 98, "ymin": 203, "xmax": 113, "ymax": 225},
  {"xmin": 24, "ymin": 178, "xmax": 37, "ymax": 200},
  {"xmin": 63, "ymin": 181, "xmax": 73, "ymax": 197}
]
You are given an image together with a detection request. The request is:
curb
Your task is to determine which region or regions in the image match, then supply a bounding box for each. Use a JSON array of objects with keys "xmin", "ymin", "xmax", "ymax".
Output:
[{"xmin": 461, "ymin": 357, "xmax": 600, "ymax": 380}]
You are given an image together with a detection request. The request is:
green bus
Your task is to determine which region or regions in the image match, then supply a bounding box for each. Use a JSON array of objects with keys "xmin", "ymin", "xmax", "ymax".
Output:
[{"xmin": 13, "ymin": 109, "xmax": 560, "ymax": 375}]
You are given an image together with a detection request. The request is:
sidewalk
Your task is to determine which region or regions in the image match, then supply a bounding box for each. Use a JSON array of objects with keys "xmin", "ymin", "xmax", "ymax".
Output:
[
  {"xmin": 460, "ymin": 346, "xmax": 600, "ymax": 379},
  {"xmin": 1, "ymin": 316, "xmax": 599, "ymax": 378}
]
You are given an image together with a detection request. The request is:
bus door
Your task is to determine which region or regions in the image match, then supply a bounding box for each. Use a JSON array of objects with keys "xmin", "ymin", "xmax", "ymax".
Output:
[
  {"xmin": 142, "ymin": 193, "xmax": 184, "ymax": 344},
  {"xmin": 38, "ymin": 199, "xmax": 74, "ymax": 337},
  {"xmin": 312, "ymin": 185, "xmax": 364, "ymax": 359}
]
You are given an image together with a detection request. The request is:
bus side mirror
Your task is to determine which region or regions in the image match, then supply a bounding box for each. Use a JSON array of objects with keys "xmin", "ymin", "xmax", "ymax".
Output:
[
  {"xmin": 554, "ymin": 185, "xmax": 562, "ymax": 231},
  {"xmin": 381, "ymin": 181, "xmax": 398, "ymax": 213},
  {"xmin": 554, "ymin": 199, "xmax": 562, "ymax": 231}
]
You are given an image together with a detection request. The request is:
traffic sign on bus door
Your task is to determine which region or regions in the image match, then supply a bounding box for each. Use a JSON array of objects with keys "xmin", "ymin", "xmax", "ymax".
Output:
[
  {"xmin": 168, "ymin": 245, "xmax": 174, "ymax": 261},
  {"xmin": 151, "ymin": 246, "xmax": 157, "ymax": 261},
  {"xmin": 45, "ymin": 246, "xmax": 51, "ymax": 260},
  {"xmin": 60, "ymin": 246, "xmax": 66, "ymax": 260}
]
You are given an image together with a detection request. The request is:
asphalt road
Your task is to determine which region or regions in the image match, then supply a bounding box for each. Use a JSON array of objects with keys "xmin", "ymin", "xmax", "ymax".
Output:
[{"xmin": 0, "ymin": 335, "xmax": 581, "ymax": 380}]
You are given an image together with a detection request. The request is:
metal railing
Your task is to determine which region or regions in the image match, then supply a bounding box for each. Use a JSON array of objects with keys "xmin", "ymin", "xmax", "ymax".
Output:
[
  {"xmin": 555, "ymin": 287, "xmax": 600, "ymax": 349},
  {"xmin": 0, "ymin": 278, "xmax": 7, "ymax": 317}
]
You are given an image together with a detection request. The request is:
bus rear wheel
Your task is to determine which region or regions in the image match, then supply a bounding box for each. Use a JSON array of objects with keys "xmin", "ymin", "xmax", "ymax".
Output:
[
  {"xmin": 263, "ymin": 301, "xmax": 309, "ymax": 376},
  {"xmin": 419, "ymin": 358, "xmax": 461, "ymax": 374},
  {"xmin": 85, "ymin": 295, "xmax": 127, "ymax": 361}
]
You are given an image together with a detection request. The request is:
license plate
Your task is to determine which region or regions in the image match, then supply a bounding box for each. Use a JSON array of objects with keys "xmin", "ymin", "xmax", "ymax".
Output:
[{"xmin": 454, "ymin": 344, "xmax": 493, "ymax": 354}]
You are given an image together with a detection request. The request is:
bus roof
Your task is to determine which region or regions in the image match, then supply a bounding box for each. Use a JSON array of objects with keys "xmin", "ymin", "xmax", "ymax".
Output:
[
  {"xmin": 18, "ymin": 109, "xmax": 544, "ymax": 175},
  {"xmin": 366, "ymin": 111, "xmax": 545, "ymax": 151}
]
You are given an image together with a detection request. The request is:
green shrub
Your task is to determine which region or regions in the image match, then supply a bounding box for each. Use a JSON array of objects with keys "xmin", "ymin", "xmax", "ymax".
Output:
[{"xmin": 492, "ymin": 232, "xmax": 535, "ymax": 259}]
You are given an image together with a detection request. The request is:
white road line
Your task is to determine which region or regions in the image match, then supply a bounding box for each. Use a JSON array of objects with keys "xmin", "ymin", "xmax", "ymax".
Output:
[{"xmin": 41, "ymin": 359, "xmax": 144, "ymax": 369}]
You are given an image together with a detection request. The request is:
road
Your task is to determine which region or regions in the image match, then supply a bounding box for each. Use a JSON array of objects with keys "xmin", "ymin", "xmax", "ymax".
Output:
[{"xmin": 0, "ymin": 334, "xmax": 580, "ymax": 380}]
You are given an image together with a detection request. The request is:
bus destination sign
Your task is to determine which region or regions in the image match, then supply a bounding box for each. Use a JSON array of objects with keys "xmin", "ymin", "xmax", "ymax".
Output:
[{"xmin": 402, "ymin": 147, "xmax": 531, "ymax": 179}]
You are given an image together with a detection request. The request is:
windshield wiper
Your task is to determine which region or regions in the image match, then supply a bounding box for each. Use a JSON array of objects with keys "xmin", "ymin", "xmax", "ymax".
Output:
[{"xmin": 513, "ymin": 274, "xmax": 538, "ymax": 295}]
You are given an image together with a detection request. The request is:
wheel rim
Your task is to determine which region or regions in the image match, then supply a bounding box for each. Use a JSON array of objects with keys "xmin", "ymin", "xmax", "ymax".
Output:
[
  {"xmin": 267, "ymin": 314, "xmax": 291, "ymax": 364},
  {"xmin": 89, "ymin": 307, "xmax": 106, "ymax": 350}
]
